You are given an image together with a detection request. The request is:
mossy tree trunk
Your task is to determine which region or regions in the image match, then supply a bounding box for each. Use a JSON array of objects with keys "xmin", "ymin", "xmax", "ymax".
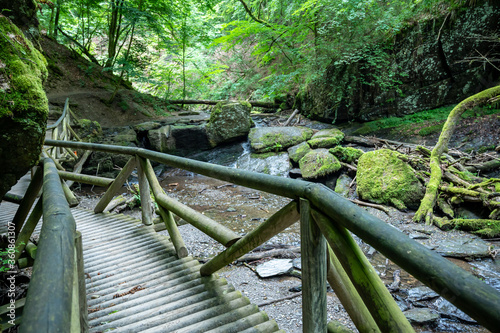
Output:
[{"xmin": 414, "ymin": 85, "xmax": 500, "ymax": 224}]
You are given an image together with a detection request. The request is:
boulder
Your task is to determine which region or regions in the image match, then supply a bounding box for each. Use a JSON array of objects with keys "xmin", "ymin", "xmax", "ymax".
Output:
[
  {"xmin": 299, "ymin": 149, "xmax": 341, "ymax": 179},
  {"xmin": 329, "ymin": 146, "xmax": 364, "ymax": 163},
  {"xmin": 236, "ymin": 152, "xmax": 291, "ymax": 177},
  {"xmin": 249, "ymin": 126, "xmax": 314, "ymax": 153},
  {"xmin": 206, "ymin": 101, "xmax": 252, "ymax": 147},
  {"xmin": 356, "ymin": 149, "xmax": 424, "ymax": 210},
  {"xmin": 148, "ymin": 125, "xmax": 175, "ymax": 153},
  {"xmin": 307, "ymin": 128, "xmax": 345, "ymax": 148},
  {"xmin": 334, "ymin": 173, "xmax": 352, "ymax": 197},
  {"xmin": 170, "ymin": 124, "xmax": 211, "ymax": 151},
  {"xmin": 0, "ymin": 16, "xmax": 48, "ymax": 200},
  {"xmin": 288, "ymin": 142, "xmax": 312, "ymax": 164}
]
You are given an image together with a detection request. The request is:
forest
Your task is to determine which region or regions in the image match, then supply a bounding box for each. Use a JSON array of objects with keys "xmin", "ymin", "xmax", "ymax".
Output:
[{"xmin": 35, "ymin": 0, "xmax": 484, "ymax": 104}]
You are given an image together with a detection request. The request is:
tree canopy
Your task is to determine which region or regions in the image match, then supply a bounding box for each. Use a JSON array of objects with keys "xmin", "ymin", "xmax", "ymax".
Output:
[{"xmin": 34, "ymin": 0, "xmax": 492, "ymax": 102}]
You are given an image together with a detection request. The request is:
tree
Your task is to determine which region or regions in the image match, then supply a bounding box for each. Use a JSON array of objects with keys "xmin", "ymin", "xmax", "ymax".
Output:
[{"xmin": 413, "ymin": 85, "xmax": 500, "ymax": 224}]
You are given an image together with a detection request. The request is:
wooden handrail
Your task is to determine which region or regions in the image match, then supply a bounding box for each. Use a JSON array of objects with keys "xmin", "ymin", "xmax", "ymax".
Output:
[
  {"xmin": 43, "ymin": 139, "xmax": 500, "ymax": 331},
  {"xmin": 20, "ymin": 158, "xmax": 77, "ymax": 332}
]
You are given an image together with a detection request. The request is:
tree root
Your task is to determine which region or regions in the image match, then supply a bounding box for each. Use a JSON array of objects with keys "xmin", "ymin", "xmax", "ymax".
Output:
[
  {"xmin": 433, "ymin": 217, "xmax": 500, "ymax": 238},
  {"xmin": 414, "ymin": 85, "xmax": 500, "ymax": 223}
]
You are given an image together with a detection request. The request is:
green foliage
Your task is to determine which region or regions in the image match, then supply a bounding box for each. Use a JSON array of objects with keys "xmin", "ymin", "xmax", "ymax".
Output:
[{"xmin": 35, "ymin": 0, "xmax": 479, "ymax": 103}]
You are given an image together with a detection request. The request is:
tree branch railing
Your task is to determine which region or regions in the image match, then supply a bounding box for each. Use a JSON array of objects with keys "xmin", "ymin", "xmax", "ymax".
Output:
[
  {"xmin": 11, "ymin": 157, "xmax": 88, "ymax": 333},
  {"xmin": 38, "ymin": 139, "xmax": 500, "ymax": 332}
]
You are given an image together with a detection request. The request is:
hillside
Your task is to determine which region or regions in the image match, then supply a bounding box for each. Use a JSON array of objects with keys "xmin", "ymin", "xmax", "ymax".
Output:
[{"xmin": 40, "ymin": 36, "xmax": 179, "ymax": 127}]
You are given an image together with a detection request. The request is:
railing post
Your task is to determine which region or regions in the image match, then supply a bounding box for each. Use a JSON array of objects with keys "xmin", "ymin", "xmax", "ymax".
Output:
[
  {"xmin": 74, "ymin": 231, "xmax": 88, "ymax": 332},
  {"xmin": 136, "ymin": 158, "xmax": 153, "ymax": 226},
  {"xmin": 300, "ymin": 198, "xmax": 327, "ymax": 333},
  {"xmin": 12, "ymin": 166, "xmax": 43, "ymax": 236}
]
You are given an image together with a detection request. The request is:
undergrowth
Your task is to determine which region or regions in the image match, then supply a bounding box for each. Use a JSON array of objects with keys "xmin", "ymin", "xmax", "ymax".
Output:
[{"xmin": 352, "ymin": 105, "xmax": 500, "ymax": 136}]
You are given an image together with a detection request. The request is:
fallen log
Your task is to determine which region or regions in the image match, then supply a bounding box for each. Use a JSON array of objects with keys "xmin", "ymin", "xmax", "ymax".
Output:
[{"xmin": 165, "ymin": 99, "xmax": 278, "ymax": 108}]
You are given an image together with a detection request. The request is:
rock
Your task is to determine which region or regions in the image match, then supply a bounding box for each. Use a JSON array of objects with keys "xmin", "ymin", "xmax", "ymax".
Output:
[
  {"xmin": 256, "ymin": 259, "xmax": 294, "ymax": 278},
  {"xmin": 307, "ymin": 128, "xmax": 345, "ymax": 148},
  {"xmin": 133, "ymin": 121, "xmax": 162, "ymax": 132},
  {"xmin": 249, "ymin": 126, "xmax": 314, "ymax": 153},
  {"xmin": 408, "ymin": 286, "xmax": 439, "ymax": 302},
  {"xmin": 292, "ymin": 258, "xmax": 302, "ymax": 270},
  {"xmin": 403, "ymin": 308, "xmax": 439, "ymax": 324},
  {"xmin": 0, "ymin": 16, "xmax": 49, "ymax": 200},
  {"xmin": 334, "ymin": 173, "xmax": 352, "ymax": 197},
  {"xmin": 356, "ymin": 149, "xmax": 425, "ymax": 210},
  {"xmin": 148, "ymin": 125, "xmax": 174, "ymax": 153},
  {"xmin": 289, "ymin": 168, "xmax": 303, "ymax": 179},
  {"xmin": 329, "ymin": 146, "xmax": 364, "ymax": 163},
  {"xmin": 170, "ymin": 124, "xmax": 210, "ymax": 151},
  {"xmin": 432, "ymin": 297, "xmax": 476, "ymax": 323},
  {"xmin": 297, "ymin": 3, "xmax": 500, "ymax": 123},
  {"xmin": 205, "ymin": 101, "xmax": 252, "ymax": 147},
  {"xmin": 287, "ymin": 142, "xmax": 312, "ymax": 164},
  {"xmin": 104, "ymin": 127, "xmax": 138, "ymax": 146},
  {"xmin": 299, "ymin": 149, "xmax": 341, "ymax": 179},
  {"xmin": 236, "ymin": 152, "xmax": 291, "ymax": 177},
  {"xmin": 75, "ymin": 119, "xmax": 102, "ymax": 141},
  {"xmin": 433, "ymin": 235, "xmax": 490, "ymax": 259}
]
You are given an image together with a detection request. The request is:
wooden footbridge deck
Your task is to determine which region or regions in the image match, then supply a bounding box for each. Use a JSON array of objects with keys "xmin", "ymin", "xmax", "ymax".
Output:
[
  {"xmin": 1, "ymin": 103, "xmax": 500, "ymax": 332},
  {"xmin": 1, "ymin": 201, "xmax": 281, "ymax": 332}
]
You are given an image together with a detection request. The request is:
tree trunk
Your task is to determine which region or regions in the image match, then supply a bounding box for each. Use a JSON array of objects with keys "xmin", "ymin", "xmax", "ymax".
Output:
[
  {"xmin": 413, "ymin": 85, "xmax": 500, "ymax": 224},
  {"xmin": 165, "ymin": 99, "xmax": 277, "ymax": 108}
]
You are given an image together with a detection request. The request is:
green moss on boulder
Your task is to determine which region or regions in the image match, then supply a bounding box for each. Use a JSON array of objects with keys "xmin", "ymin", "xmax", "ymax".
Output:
[
  {"xmin": 0, "ymin": 16, "xmax": 48, "ymax": 199},
  {"xmin": 288, "ymin": 141, "xmax": 312, "ymax": 163},
  {"xmin": 356, "ymin": 149, "xmax": 425, "ymax": 210},
  {"xmin": 329, "ymin": 146, "xmax": 364, "ymax": 163},
  {"xmin": 307, "ymin": 128, "xmax": 345, "ymax": 148},
  {"xmin": 299, "ymin": 149, "xmax": 341, "ymax": 179},
  {"xmin": 206, "ymin": 101, "xmax": 252, "ymax": 147},
  {"xmin": 249, "ymin": 126, "xmax": 314, "ymax": 153}
]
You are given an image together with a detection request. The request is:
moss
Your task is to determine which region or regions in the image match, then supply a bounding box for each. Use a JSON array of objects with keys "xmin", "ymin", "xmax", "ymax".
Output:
[
  {"xmin": 307, "ymin": 128, "xmax": 345, "ymax": 149},
  {"xmin": 418, "ymin": 123, "xmax": 443, "ymax": 136},
  {"xmin": 250, "ymin": 127, "xmax": 313, "ymax": 153},
  {"xmin": 239, "ymin": 100, "xmax": 252, "ymax": 109},
  {"xmin": 299, "ymin": 149, "xmax": 341, "ymax": 179},
  {"xmin": 0, "ymin": 16, "xmax": 48, "ymax": 199},
  {"xmin": 288, "ymin": 141, "xmax": 312, "ymax": 163},
  {"xmin": 437, "ymin": 218, "xmax": 500, "ymax": 238},
  {"xmin": 357, "ymin": 149, "xmax": 424, "ymax": 210},
  {"xmin": 329, "ymin": 146, "xmax": 364, "ymax": 163}
]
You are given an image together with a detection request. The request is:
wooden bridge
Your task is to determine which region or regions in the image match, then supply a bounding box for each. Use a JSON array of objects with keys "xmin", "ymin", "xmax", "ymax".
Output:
[{"xmin": 1, "ymin": 101, "xmax": 500, "ymax": 332}]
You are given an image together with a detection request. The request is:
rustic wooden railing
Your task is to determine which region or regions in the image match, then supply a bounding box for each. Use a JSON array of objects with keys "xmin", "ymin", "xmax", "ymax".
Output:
[
  {"xmin": 7, "ymin": 157, "xmax": 88, "ymax": 333},
  {"xmin": 18, "ymin": 139, "xmax": 500, "ymax": 332}
]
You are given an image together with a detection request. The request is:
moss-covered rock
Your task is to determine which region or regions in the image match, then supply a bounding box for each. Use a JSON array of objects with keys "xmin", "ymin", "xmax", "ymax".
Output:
[
  {"xmin": 307, "ymin": 128, "xmax": 345, "ymax": 148},
  {"xmin": 288, "ymin": 141, "xmax": 312, "ymax": 164},
  {"xmin": 74, "ymin": 119, "xmax": 102, "ymax": 142},
  {"xmin": 329, "ymin": 146, "xmax": 364, "ymax": 163},
  {"xmin": 0, "ymin": 16, "xmax": 48, "ymax": 200},
  {"xmin": 335, "ymin": 173, "xmax": 352, "ymax": 197},
  {"xmin": 357, "ymin": 149, "xmax": 424, "ymax": 210},
  {"xmin": 249, "ymin": 126, "xmax": 314, "ymax": 153},
  {"xmin": 299, "ymin": 149, "xmax": 341, "ymax": 179},
  {"xmin": 206, "ymin": 101, "xmax": 252, "ymax": 147}
]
